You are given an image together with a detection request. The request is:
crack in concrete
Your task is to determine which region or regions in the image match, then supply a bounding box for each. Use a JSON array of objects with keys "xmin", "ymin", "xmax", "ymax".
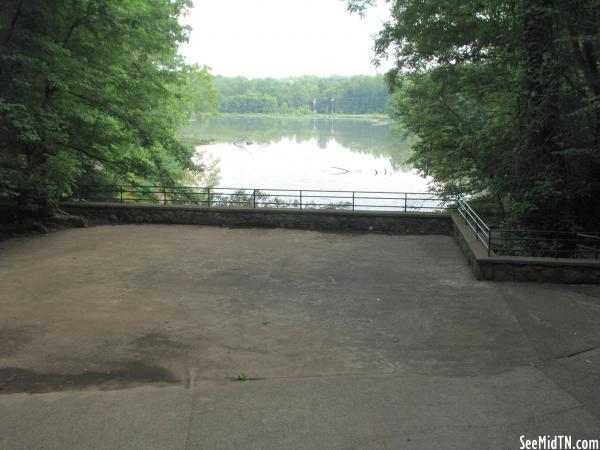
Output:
[
  {"xmin": 183, "ymin": 387, "xmax": 197, "ymax": 450},
  {"xmin": 566, "ymin": 346, "xmax": 600, "ymax": 359}
]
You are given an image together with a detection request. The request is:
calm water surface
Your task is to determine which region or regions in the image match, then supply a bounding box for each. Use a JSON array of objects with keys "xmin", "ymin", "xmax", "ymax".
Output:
[{"xmin": 181, "ymin": 115, "xmax": 429, "ymax": 192}]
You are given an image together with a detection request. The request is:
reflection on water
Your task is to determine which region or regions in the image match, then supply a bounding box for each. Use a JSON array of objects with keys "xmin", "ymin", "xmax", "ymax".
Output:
[{"xmin": 179, "ymin": 115, "xmax": 429, "ymax": 192}]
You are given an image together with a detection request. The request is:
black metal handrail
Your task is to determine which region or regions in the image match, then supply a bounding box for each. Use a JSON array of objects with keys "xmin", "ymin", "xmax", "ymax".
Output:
[
  {"xmin": 489, "ymin": 229, "xmax": 600, "ymax": 259},
  {"xmin": 457, "ymin": 196, "xmax": 600, "ymax": 259},
  {"xmin": 68, "ymin": 185, "xmax": 449, "ymax": 213},
  {"xmin": 67, "ymin": 185, "xmax": 600, "ymax": 259}
]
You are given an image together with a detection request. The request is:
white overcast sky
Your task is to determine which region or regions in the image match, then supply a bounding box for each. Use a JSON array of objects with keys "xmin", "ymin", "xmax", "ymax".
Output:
[{"xmin": 179, "ymin": 0, "xmax": 392, "ymax": 78}]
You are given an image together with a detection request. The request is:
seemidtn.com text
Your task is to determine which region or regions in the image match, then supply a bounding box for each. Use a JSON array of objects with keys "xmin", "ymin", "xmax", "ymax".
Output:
[{"xmin": 520, "ymin": 436, "xmax": 599, "ymax": 450}]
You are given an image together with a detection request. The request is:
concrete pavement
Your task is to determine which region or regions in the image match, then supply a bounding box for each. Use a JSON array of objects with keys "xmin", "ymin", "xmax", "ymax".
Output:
[{"xmin": 0, "ymin": 225, "xmax": 599, "ymax": 449}]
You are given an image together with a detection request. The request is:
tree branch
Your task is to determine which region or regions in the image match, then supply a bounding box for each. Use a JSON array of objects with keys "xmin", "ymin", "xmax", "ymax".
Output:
[
  {"xmin": 569, "ymin": 30, "xmax": 600, "ymax": 96},
  {"xmin": 53, "ymin": 141, "xmax": 119, "ymax": 169},
  {"xmin": 63, "ymin": 19, "xmax": 81, "ymax": 47},
  {"xmin": 3, "ymin": 0, "xmax": 24, "ymax": 45}
]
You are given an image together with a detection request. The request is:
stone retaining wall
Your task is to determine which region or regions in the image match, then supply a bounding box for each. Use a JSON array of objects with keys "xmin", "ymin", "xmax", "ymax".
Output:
[
  {"xmin": 61, "ymin": 202, "xmax": 453, "ymax": 235},
  {"xmin": 60, "ymin": 202, "xmax": 600, "ymax": 283},
  {"xmin": 451, "ymin": 213, "xmax": 600, "ymax": 284}
]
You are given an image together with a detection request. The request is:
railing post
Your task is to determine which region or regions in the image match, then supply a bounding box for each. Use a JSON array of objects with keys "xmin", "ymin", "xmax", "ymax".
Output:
[
  {"xmin": 488, "ymin": 229, "xmax": 491, "ymax": 257},
  {"xmin": 120, "ymin": 187, "xmax": 123, "ymax": 204},
  {"xmin": 404, "ymin": 193, "xmax": 408, "ymax": 213},
  {"xmin": 352, "ymin": 192, "xmax": 355, "ymax": 211},
  {"xmin": 163, "ymin": 187, "xmax": 166, "ymax": 205},
  {"xmin": 207, "ymin": 187, "xmax": 211, "ymax": 207},
  {"xmin": 299, "ymin": 190, "xmax": 303, "ymax": 210},
  {"xmin": 253, "ymin": 189, "xmax": 256, "ymax": 208}
]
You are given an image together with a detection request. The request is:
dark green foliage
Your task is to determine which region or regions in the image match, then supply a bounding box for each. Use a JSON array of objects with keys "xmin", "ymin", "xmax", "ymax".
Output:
[
  {"xmin": 220, "ymin": 92, "xmax": 278, "ymax": 114},
  {"xmin": 0, "ymin": 0, "xmax": 216, "ymax": 217},
  {"xmin": 349, "ymin": 0, "xmax": 600, "ymax": 230},
  {"xmin": 213, "ymin": 75, "xmax": 390, "ymax": 114}
]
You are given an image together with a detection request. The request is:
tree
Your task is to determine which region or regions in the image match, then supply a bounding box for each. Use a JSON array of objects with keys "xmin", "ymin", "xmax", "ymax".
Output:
[
  {"xmin": 212, "ymin": 75, "xmax": 390, "ymax": 114},
  {"xmin": 348, "ymin": 0, "xmax": 600, "ymax": 230},
  {"xmin": 179, "ymin": 65, "xmax": 220, "ymax": 120},
  {"xmin": 220, "ymin": 92, "xmax": 278, "ymax": 113},
  {"xmin": 0, "ymin": 0, "xmax": 215, "ymax": 217}
]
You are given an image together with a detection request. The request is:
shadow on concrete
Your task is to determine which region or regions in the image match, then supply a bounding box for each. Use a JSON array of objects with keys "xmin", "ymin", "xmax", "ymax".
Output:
[{"xmin": 0, "ymin": 361, "xmax": 178, "ymax": 394}]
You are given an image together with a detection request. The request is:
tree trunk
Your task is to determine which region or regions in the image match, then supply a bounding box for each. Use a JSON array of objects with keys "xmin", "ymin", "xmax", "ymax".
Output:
[{"xmin": 516, "ymin": 0, "xmax": 563, "ymax": 228}]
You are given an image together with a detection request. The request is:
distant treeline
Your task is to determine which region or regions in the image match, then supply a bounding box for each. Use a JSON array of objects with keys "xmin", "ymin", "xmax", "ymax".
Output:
[{"xmin": 213, "ymin": 75, "xmax": 390, "ymax": 114}]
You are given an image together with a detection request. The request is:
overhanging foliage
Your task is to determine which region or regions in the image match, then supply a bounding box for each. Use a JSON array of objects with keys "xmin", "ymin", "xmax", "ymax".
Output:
[
  {"xmin": 349, "ymin": 0, "xmax": 600, "ymax": 230},
  {"xmin": 0, "ymin": 0, "xmax": 217, "ymax": 217}
]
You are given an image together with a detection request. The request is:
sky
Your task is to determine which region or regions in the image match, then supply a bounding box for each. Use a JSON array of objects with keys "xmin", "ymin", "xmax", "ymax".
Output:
[{"xmin": 179, "ymin": 0, "xmax": 393, "ymax": 78}]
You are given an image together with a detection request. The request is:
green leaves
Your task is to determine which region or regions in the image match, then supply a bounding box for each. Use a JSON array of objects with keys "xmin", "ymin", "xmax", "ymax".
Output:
[
  {"xmin": 350, "ymin": 0, "xmax": 600, "ymax": 229},
  {"xmin": 213, "ymin": 75, "xmax": 390, "ymax": 114},
  {"xmin": 0, "ymin": 0, "xmax": 216, "ymax": 216},
  {"xmin": 178, "ymin": 65, "xmax": 220, "ymax": 119}
]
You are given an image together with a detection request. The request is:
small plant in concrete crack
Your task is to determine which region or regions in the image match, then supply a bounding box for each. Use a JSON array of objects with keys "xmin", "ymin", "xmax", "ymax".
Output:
[{"xmin": 236, "ymin": 372, "xmax": 247, "ymax": 382}]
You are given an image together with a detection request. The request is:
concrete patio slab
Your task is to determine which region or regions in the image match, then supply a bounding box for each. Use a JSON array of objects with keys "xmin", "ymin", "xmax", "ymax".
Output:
[{"xmin": 0, "ymin": 225, "xmax": 599, "ymax": 448}]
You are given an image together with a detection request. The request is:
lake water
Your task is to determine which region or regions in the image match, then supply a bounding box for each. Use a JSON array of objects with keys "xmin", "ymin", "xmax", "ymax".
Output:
[{"xmin": 180, "ymin": 115, "xmax": 430, "ymax": 193}]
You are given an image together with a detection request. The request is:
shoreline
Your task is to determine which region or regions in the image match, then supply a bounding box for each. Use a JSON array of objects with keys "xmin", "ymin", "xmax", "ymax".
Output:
[{"xmin": 192, "ymin": 112, "xmax": 393, "ymax": 122}]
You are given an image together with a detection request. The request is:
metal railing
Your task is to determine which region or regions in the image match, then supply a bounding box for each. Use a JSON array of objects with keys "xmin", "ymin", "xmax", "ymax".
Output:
[
  {"xmin": 457, "ymin": 197, "xmax": 600, "ymax": 259},
  {"xmin": 489, "ymin": 229, "xmax": 600, "ymax": 259},
  {"xmin": 457, "ymin": 197, "xmax": 491, "ymax": 254},
  {"xmin": 67, "ymin": 185, "xmax": 600, "ymax": 259},
  {"xmin": 68, "ymin": 185, "xmax": 449, "ymax": 213}
]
